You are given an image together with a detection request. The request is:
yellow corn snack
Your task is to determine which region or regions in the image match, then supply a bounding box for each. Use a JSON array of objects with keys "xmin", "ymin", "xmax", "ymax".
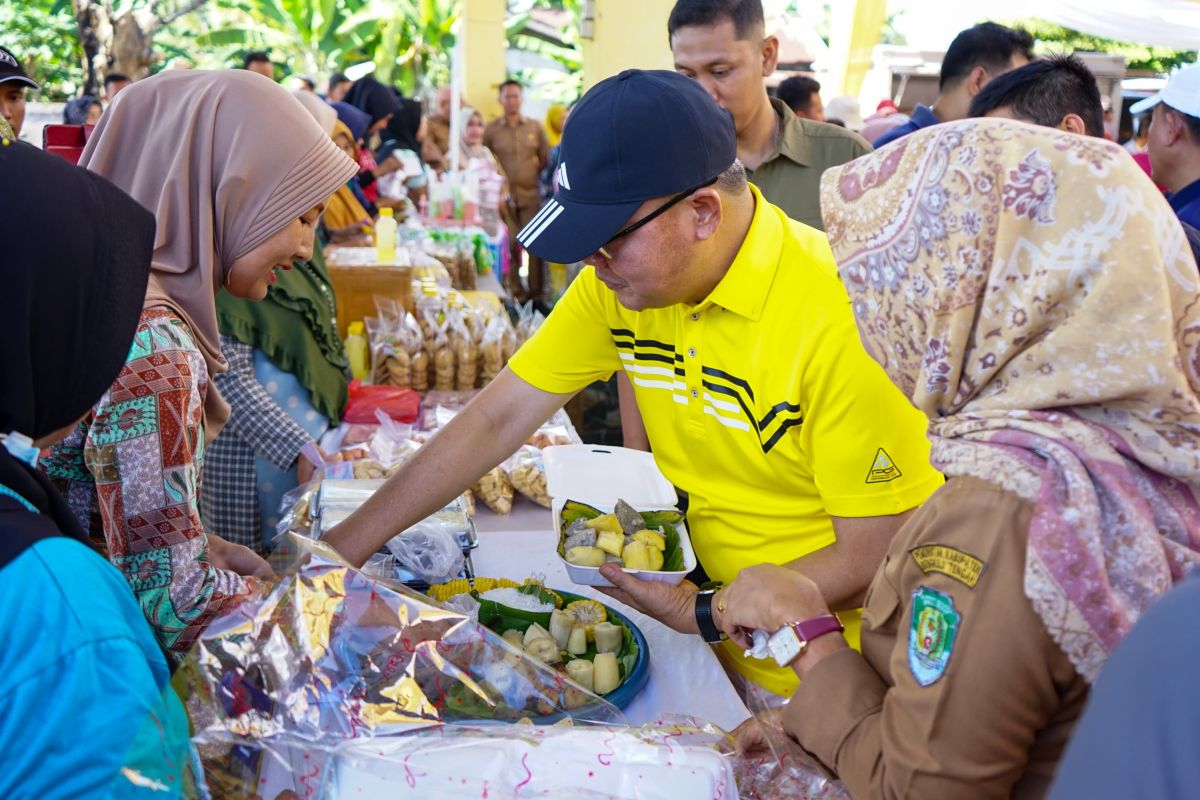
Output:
[{"xmin": 566, "ymin": 599, "xmax": 608, "ymax": 640}]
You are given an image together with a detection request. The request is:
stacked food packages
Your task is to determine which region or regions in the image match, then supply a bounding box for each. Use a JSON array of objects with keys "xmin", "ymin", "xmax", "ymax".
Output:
[{"xmin": 364, "ymin": 295, "xmax": 543, "ymax": 394}]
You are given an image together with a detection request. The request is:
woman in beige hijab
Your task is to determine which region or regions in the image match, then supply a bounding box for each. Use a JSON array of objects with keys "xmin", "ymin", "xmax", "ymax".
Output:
[{"xmin": 44, "ymin": 70, "xmax": 357, "ymax": 656}]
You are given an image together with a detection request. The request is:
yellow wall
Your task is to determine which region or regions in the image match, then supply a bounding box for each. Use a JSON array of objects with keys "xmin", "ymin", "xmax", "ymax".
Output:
[
  {"xmin": 828, "ymin": 0, "xmax": 887, "ymax": 98},
  {"xmin": 581, "ymin": 0, "xmax": 675, "ymax": 91},
  {"xmin": 463, "ymin": 0, "xmax": 506, "ymax": 119}
]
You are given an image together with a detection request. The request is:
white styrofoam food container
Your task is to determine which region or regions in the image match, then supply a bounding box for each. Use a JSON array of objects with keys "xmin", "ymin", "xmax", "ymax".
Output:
[
  {"xmin": 543, "ymin": 445, "xmax": 696, "ymax": 587},
  {"xmin": 328, "ymin": 727, "xmax": 736, "ymax": 799}
]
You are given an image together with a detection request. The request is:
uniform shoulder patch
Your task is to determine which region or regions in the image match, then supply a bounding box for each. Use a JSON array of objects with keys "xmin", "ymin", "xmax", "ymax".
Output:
[
  {"xmin": 865, "ymin": 447, "xmax": 902, "ymax": 483},
  {"xmin": 910, "ymin": 544, "xmax": 985, "ymax": 589},
  {"xmin": 908, "ymin": 586, "xmax": 960, "ymax": 687}
]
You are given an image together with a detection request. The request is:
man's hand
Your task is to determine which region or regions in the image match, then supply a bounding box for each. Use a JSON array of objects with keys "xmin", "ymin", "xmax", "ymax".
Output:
[
  {"xmin": 207, "ymin": 533, "xmax": 275, "ymax": 580},
  {"xmin": 597, "ymin": 564, "xmax": 700, "ymax": 634}
]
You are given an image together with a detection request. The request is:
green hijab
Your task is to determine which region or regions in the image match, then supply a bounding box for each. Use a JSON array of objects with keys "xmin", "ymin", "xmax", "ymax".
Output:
[{"xmin": 216, "ymin": 245, "xmax": 349, "ymax": 423}]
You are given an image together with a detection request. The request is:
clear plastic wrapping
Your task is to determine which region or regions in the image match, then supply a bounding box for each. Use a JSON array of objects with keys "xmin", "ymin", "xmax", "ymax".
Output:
[
  {"xmin": 506, "ymin": 445, "xmax": 550, "ymax": 508},
  {"xmin": 384, "ymin": 521, "xmax": 465, "ymax": 584},
  {"xmin": 181, "ymin": 537, "xmax": 628, "ymax": 794},
  {"xmin": 189, "ymin": 710, "xmax": 844, "ymax": 799}
]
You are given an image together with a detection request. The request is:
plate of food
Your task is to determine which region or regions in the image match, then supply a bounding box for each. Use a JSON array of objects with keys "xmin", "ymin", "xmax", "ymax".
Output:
[
  {"xmin": 556, "ymin": 498, "xmax": 697, "ymax": 587},
  {"xmin": 428, "ymin": 577, "xmax": 650, "ymax": 714}
]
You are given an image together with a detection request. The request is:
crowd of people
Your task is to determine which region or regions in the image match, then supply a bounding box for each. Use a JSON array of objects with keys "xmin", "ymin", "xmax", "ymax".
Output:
[{"xmin": 4, "ymin": 0, "xmax": 1200, "ymax": 796}]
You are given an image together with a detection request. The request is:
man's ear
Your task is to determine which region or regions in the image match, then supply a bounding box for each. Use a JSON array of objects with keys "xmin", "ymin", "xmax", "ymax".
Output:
[
  {"xmin": 1059, "ymin": 114, "xmax": 1087, "ymax": 136},
  {"xmin": 965, "ymin": 65, "xmax": 989, "ymax": 97},
  {"xmin": 690, "ymin": 189, "xmax": 724, "ymax": 242},
  {"xmin": 761, "ymin": 35, "xmax": 780, "ymax": 78},
  {"xmin": 1165, "ymin": 108, "xmax": 1188, "ymax": 147}
]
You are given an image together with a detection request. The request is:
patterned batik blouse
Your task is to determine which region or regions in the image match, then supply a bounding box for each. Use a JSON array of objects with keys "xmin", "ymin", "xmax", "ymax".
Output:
[{"xmin": 45, "ymin": 308, "xmax": 257, "ymax": 654}]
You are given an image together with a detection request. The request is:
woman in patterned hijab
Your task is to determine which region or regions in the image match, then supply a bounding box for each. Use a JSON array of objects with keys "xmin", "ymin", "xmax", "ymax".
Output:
[
  {"xmin": 825, "ymin": 118, "xmax": 1200, "ymax": 678},
  {"xmin": 721, "ymin": 119, "xmax": 1200, "ymax": 798},
  {"xmin": 46, "ymin": 70, "xmax": 357, "ymax": 658}
]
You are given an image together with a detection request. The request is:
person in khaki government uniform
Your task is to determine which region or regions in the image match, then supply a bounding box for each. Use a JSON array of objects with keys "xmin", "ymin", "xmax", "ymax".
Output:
[
  {"xmin": 484, "ymin": 79, "xmax": 549, "ymax": 301},
  {"xmin": 719, "ymin": 119, "xmax": 1200, "ymax": 798},
  {"xmin": 421, "ymin": 86, "xmax": 456, "ymax": 173}
]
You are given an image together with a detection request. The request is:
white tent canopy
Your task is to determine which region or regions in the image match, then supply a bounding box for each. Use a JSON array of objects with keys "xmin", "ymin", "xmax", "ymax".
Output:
[{"xmin": 1009, "ymin": 0, "xmax": 1200, "ymax": 51}]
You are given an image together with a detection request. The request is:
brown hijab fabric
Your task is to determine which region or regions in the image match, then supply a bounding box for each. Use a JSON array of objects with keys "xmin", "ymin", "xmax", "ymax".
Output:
[{"xmin": 79, "ymin": 70, "xmax": 358, "ymax": 431}]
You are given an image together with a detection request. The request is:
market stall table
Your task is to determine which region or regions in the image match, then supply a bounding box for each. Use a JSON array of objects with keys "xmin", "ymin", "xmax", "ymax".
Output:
[{"xmin": 470, "ymin": 499, "xmax": 752, "ymax": 732}]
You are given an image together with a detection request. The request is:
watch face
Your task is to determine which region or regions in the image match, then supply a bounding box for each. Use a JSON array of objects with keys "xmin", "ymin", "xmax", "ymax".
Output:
[{"xmin": 767, "ymin": 626, "xmax": 804, "ymax": 668}]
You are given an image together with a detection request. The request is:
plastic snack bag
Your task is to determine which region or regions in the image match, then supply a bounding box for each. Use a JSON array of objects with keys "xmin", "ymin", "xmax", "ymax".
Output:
[
  {"xmin": 472, "ymin": 465, "xmax": 514, "ymax": 514},
  {"xmin": 448, "ymin": 308, "xmax": 479, "ymax": 391},
  {"xmin": 384, "ymin": 521, "xmax": 466, "ymax": 585},
  {"xmin": 479, "ymin": 312, "xmax": 509, "ymax": 386},
  {"xmin": 506, "ymin": 445, "xmax": 550, "ymax": 508}
]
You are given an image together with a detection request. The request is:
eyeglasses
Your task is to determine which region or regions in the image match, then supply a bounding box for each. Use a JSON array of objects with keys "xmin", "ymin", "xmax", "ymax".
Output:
[{"xmin": 596, "ymin": 176, "xmax": 719, "ymax": 260}]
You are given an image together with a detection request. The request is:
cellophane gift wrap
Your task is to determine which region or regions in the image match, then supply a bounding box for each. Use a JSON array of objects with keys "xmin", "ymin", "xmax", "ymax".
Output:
[{"xmin": 176, "ymin": 536, "xmax": 624, "ymax": 797}]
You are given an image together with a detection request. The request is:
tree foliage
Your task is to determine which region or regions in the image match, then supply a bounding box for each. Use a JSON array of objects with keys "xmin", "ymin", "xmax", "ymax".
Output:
[
  {"xmin": 1016, "ymin": 18, "xmax": 1196, "ymax": 74},
  {"xmin": 6, "ymin": 0, "xmax": 582, "ymax": 101},
  {"xmin": 0, "ymin": 0, "xmax": 85, "ymax": 100}
]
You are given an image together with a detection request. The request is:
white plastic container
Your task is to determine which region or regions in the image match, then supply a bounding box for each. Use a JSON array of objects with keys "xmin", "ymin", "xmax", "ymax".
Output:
[
  {"xmin": 328, "ymin": 726, "xmax": 736, "ymax": 799},
  {"xmin": 543, "ymin": 445, "xmax": 696, "ymax": 587}
]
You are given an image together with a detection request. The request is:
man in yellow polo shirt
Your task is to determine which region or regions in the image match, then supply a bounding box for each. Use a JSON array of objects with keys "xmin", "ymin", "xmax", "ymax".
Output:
[{"xmin": 324, "ymin": 70, "xmax": 941, "ymax": 697}]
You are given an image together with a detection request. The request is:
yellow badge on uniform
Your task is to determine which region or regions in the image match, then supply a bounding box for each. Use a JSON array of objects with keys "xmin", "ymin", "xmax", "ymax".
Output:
[
  {"xmin": 910, "ymin": 544, "xmax": 985, "ymax": 589},
  {"xmin": 865, "ymin": 448, "xmax": 902, "ymax": 483}
]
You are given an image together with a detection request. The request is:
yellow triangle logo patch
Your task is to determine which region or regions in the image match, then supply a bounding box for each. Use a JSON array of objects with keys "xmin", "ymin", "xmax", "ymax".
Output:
[{"xmin": 866, "ymin": 448, "xmax": 902, "ymax": 484}]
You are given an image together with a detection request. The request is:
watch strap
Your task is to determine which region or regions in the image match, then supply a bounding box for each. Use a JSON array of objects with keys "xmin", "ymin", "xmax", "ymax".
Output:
[
  {"xmin": 791, "ymin": 614, "xmax": 844, "ymax": 643},
  {"xmin": 694, "ymin": 591, "xmax": 724, "ymax": 643}
]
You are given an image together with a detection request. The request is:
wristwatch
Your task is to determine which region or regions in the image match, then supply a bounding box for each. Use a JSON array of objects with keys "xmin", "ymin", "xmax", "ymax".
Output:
[
  {"xmin": 694, "ymin": 584, "xmax": 725, "ymax": 643},
  {"xmin": 767, "ymin": 614, "xmax": 844, "ymax": 667}
]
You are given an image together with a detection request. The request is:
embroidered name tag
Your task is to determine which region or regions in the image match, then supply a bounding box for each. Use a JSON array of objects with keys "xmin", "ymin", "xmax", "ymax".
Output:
[{"xmin": 910, "ymin": 544, "xmax": 984, "ymax": 589}]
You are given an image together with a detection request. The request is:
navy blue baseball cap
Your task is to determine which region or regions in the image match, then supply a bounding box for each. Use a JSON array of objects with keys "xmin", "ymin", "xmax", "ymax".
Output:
[
  {"xmin": 517, "ymin": 69, "xmax": 736, "ymax": 264},
  {"xmin": 0, "ymin": 47, "xmax": 39, "ymax": 91}
]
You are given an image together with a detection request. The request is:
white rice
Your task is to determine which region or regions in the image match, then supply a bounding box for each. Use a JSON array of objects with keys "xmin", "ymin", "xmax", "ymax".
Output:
[{"xmin": 479, "ymin": 587, "xmax": 554, "ymax": 612}]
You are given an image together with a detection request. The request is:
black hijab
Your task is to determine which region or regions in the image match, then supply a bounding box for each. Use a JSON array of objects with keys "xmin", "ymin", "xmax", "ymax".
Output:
[
  {"xmin": 0, "ymin": 139, "xmax": 155, "ymax": 552},
  {"xmin": 381, "ymin": 95, "xmax": 424, "ymax": 158},
  {"xmin": 344, "ymin": 76, "xmax": 402, "ymax": 127}
]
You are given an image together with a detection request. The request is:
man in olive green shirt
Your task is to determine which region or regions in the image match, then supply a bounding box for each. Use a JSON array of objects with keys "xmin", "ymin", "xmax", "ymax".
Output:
[{"xmin": 668, "ymin": 0, "xmax": 870, "ymax": 231}]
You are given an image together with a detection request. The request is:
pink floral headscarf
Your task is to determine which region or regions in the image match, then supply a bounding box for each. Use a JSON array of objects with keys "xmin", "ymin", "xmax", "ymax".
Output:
[{"xmin": 821, "ymin": 118, "xmax": 1200, "ymax": 682}]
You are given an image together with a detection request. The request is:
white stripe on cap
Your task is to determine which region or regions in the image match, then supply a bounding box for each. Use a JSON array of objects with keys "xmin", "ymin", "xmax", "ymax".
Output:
[
  {"xmin": 517, "ymin": 200, "xmax": 559, "ymax": 242},
  {"xmin": 521, "ymin": 203, "xmax": 566, "ymax": 247}
]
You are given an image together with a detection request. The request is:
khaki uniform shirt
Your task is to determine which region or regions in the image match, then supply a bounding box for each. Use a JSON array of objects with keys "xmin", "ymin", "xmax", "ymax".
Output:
[
  {"xmin": 422, "ymin": 114, "xmax": 451, "ymax": 171},
  {"xmin": 787, "ymin": 475, "xmax": 1090, "ymax": 799},
  {"xmin": 749, "ymin": 98, "xmax": 871, "ymax": 231},
  {"xmin": 483, "ymin": 115, "xmax": 548, "ymax": 211}
]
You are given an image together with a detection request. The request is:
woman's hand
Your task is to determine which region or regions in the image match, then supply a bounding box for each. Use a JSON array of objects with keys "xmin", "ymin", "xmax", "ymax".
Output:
[
  {"xmin": 296, "ymin": 445, "xmax": 327, "ymax": 484},
  {"xmin": 732, "ymin": 708, "xmax": 786, "ymax": 757},
  {"xmin": 208, "ymin": 533, "xmax": 275, "ymax": 580},
  {"xmin": 715, "ymin": 564, "xmax": 830, "ymax": 648}
]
